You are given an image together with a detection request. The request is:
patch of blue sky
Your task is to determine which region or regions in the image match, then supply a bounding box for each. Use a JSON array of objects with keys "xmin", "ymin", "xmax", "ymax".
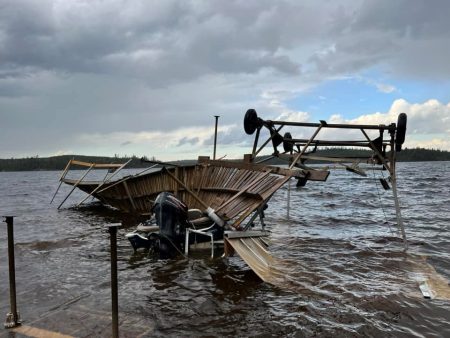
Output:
[
  {"xmin": 394, "ymin": 80, "xmax": 450, "ymax": 104},
  {"xmin": 362, "ymin": 67, "xmax": 450, "ymax": 104},
  {"xmin": 286, "ymin": 73, "xmax": 450, "ymax": 121},
  {"xmin": 285, "ymin": 78, "xmax": 394, "ymax": 120}
]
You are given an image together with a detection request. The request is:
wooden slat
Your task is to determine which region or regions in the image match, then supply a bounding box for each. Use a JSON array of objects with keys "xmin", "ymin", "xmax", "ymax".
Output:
[
  {"xmin": 230, "ymin": 170, "xmax": 252, "ymax": 190},
  {"xmin": 217, "ymin": 170, "xmax": 271, "ymax": 213},
  {"xmin": 201, "ymin": 158, "xmax": 330, "ymax": 182},
  {"xmin": 164, "ymin": 168, "xmax": 210, "ymax": 210},
  {"xmin": 222, "ymin": 167, "xmax": 237, "ymax": 188},
  {"xmin": 70, "ymin": 160, "xmax": 123, "ymax": 169},
  {"xmin": 123, "ymin": 181, "xmax": 137, "ymax": 211},
  {"xmin": 200, "ymin": 159, "xmax": 299, "ymax": 177}
]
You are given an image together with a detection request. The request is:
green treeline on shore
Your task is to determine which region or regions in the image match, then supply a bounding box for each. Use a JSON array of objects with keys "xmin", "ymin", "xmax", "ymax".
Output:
[
  {"xmin": 0, "ymin": 148, "xmax": 449, "ymax": 172},
  {"xmin": 0, "ymin": 155, "xmax": 152, "ymax": 172},
  {"xmin": 310, "ymin": 147, "xmax": 450, "ymax": 162}
]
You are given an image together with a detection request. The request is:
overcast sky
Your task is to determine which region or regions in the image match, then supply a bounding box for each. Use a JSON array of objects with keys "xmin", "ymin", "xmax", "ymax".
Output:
[{"xmin": 1, "ymin": 0, "xmax": 449, "ymax": 160}]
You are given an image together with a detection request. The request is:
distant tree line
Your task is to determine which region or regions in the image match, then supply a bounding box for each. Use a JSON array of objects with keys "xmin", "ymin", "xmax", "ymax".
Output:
[
  {"xmin": 306, "ymin": 147, "xmax": 450, "ymax": 162},
  {"xmin": 261, "ymin": 147, "xmax": 450, "ymax": 164},
  {"xmin": 397, "ymin": 147, "xmax": 450, "ymax": 161},
  {"xmin": 0, "ymin": 147, "xmax": 449, "ymax": 172},
  {"xmin": 0, "ymin": 155, "xmax": 150, "ymax": 172}
]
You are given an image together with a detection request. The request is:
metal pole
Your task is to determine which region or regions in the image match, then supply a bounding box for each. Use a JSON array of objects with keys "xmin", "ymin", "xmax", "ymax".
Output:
[
  {"xmin": 287, "ymin": 179, "xmax": 291, "ymax": 220},
  {"xmin": 213, "ymin": 115, "xmax": 219, "ymax": 160},
  {"xmin": 3, "ymin": 216, "xmax": 21, "ymax": 328},
  {"xmin": 289, "ymin": 125, "xmax": 323, "ymax": 169},
  {"xmin": 389, "ymin": 132, "xmax": 407, "ymax": 251},
  {"xmin": 270, "ymin": 120, "xmax": 391, "ymax": 130},
  {"xmin": 391, "ymin": 174, "xmax": 408, "ymax": 251},
  {"xmin": 108, "ymin": 224, "xmax": 120, "ymax": 338},
  {"xmin": 251, "ymin": 127, "xmax": 261, "ymax": 159}
]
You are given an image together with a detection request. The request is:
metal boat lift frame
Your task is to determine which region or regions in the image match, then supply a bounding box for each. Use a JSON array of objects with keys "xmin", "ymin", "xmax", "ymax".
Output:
[{"xmin": 242, "ymin": 109, "xmax": 408, "ymax": 250}]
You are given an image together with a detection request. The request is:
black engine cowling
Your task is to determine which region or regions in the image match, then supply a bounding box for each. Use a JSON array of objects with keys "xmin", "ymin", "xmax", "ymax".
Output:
[
  {"xmin": 126, "ymin": 192, "xmax": 225, "ymax": 258},
  {"xmin": 152, "ymin": 192, "xmax": 189, "ymax": 258},
  {"xmin": 126, "ymin": 192, "xmax": 190, "ymax": 257}
]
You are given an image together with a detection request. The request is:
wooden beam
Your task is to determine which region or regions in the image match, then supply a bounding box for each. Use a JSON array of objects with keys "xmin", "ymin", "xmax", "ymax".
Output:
[
  {"xmin": 70, "ymin": 160, "xmax": 124, "ymax": 169},
  {"xmin": 200, "ymin": 158, "xmax": 329, "ymax": 182},
  {"xmin": 200, "ymin": 159, "xmax": 297, "ymax": 177}
]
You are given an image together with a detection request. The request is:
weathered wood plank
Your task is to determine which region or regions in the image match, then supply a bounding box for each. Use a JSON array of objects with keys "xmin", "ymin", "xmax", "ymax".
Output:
[
  {"xmin": 199, "ymin": 158, "xmax": 329, "ymax": 181},
  {"xmin": 70, "ymin": 160, "xmax": 123, "ymax": 168}
]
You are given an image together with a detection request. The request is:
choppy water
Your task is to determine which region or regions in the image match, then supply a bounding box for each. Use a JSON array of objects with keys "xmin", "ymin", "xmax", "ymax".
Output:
[{"xmin": 0, "ymin": 162, "xmax": 449, "ymax": 337}]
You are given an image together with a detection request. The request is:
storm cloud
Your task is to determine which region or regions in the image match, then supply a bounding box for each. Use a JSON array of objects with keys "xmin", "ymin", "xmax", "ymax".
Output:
[{"xmin": 1, "ymin": 0, "xmax": 449, "ymax": 159}]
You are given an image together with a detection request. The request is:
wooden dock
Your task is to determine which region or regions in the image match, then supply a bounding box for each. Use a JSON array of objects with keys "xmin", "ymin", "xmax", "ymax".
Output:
[{"xmin": 1, "ymin": 304, "xmax": 154, "ymax": 338}]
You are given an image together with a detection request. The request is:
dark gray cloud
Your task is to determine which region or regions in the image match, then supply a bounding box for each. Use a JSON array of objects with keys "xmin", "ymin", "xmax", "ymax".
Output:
[
  {"xmin": 176, "ymin": 136, "xmax": 200, "ymax": 147},
  {"xmin": 1, "ymin": 0, "xmax": 449, "ymax": 158},
  {"xmin": 0, "ymin": 0, "xmax": 314, "ymax": 85},
  {"xmin": 3, "ymin": 0, "xmax": 449, "ymax": 85},
  {"xmin": 311, "ymin": 0, "xmax": 450, "ymax": 79}
]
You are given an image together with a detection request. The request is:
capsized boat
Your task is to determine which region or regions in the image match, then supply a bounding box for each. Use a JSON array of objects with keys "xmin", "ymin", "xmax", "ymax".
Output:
[
  {"xmin": 54, "ymin": 109, "xmax": 408, "ymax": 280},
  {"xmin": 54, "ymin": 154, "xmax": 328, "ymax": 228}
]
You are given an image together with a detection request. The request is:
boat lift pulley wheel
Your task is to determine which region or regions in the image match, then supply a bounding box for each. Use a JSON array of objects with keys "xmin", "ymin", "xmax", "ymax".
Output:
[
  {"xmin": 395, "ymin": 113, "xmax": 407, "ymax": 152},
  {"xmin": 283, "ymin": 132, "xmax": 294, "ymax": 153},
  {"xmin": 244, "ymin": 109, "xmax": 260, "ymax": 135}
]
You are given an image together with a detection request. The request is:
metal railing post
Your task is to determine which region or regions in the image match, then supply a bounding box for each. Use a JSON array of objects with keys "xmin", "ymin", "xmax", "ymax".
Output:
[
  {"xmin": 108, "ymin": 223, "xmax": 121, "ymax": 338},
  {"xmin": 286, "ymin": 179, "xmax": 291, "ymax": 220},
  {"xmin": 213, "ymin": 115, "xmax": 219, "ymax": 160},
  {"xmin": 3, "ymin": 216, "xmax": 21, "ymax": 328}
]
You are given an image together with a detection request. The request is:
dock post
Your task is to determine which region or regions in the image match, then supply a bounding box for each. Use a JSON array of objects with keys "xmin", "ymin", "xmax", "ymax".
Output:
[
  {"xmin": 3, "ymin": 216, "xmax": 21, "ymax": 328},
  {"xmin": 213, "ymin": 115, "xmax": 220, "ymax": 160},
  {"xmin": 108, "ymin": 223, "xmax": 121, "ymax": 338},
  {"xmin": 286, "ymin": 178, "xmax": 291, "ymax": 220},
  {"xmin": 391, "ymin": 176, "xmax": 408, "ymax": 251}
]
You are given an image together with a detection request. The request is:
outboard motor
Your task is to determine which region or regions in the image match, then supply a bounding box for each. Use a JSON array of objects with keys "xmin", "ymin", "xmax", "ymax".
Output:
[
  {"xmin": 126, "ymin": 192, "xmax": 189, "ymax": 258},
  {"xmin": 152, "ymin": 192, "xmax": 189, "ymax": 258}
]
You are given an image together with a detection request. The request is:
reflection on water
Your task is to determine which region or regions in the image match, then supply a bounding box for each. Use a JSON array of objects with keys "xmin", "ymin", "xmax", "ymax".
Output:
[{"xmin": 0, "ymin": 162, "xmax": 449, "ymax": 336}]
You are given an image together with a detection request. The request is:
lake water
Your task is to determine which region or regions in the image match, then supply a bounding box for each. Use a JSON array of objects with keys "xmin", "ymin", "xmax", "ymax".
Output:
[{"xmin": 0, "ymin": 162, "xmax": 449, "ymax": 337}]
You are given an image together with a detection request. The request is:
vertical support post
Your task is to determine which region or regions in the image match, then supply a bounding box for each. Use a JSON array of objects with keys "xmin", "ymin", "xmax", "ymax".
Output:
[
  {"xmin": 3, "ymin": 216, "xmax": 21, "ymax": 328},
  {"xmin": 251, "ymin": 127, "xmax": 261, "ymax": 160},
  {"xmin": 210, "ymin": 234, "xmax": 214, "ymax": 258},
  {"xmin": 185, "ymin": 229, "xmax": 190, "ymax": 256},
  {"xmin": 213, "ymin": 115, "xmax": 220, "ymax": 160},
  {"xmin": 391, "ymin": 173, "xmax": 408, "ymax": 251},
  {"xmin": 388, "ymin": 129, "xmax": 407, "ymax": 251},
  {"xmin": 108, "ymin": 224, "xmax": 120, "ymax": 338},
  {"xmin": 286, "ymin": 178, "xmax": 291, "ymax": 220}
]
